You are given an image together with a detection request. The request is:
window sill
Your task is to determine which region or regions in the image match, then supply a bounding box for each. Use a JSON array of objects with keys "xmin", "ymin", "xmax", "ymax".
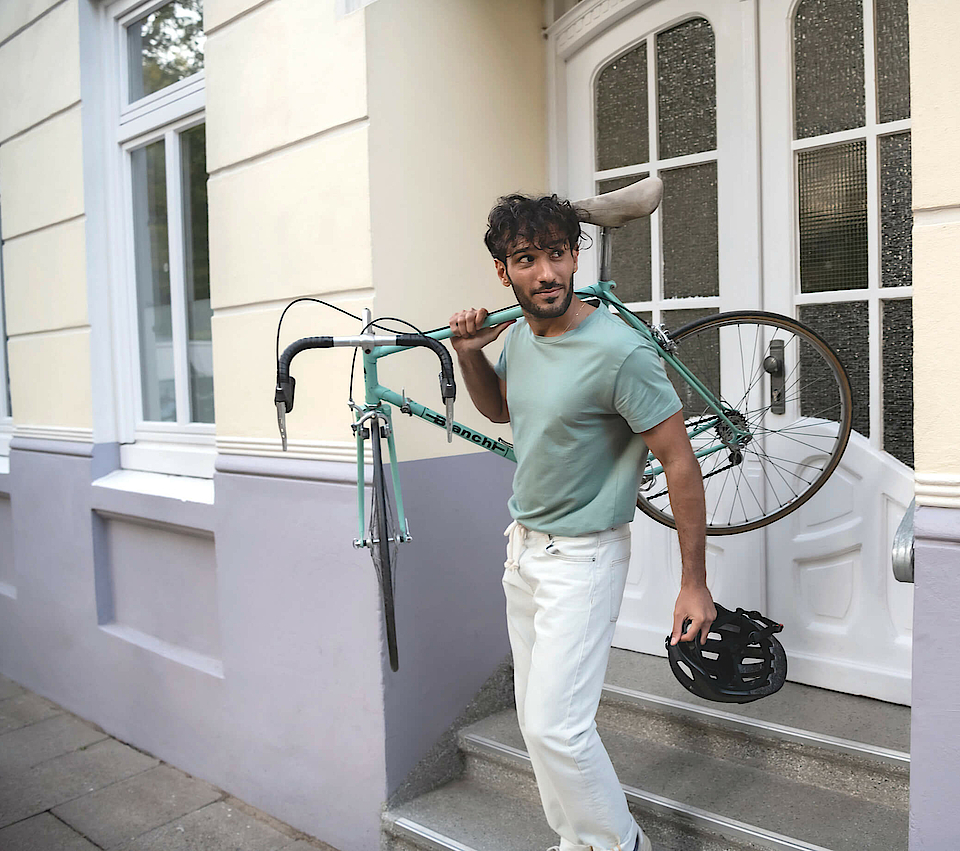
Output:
[
  {"xmin": 93, "ymin": 468, "xmax": 214, "ymax": 504},
  {"xmin": 91, "ymin": 469, "xmax": 214, "ymax": 532},
  {"xmin": 120, "ymin": 439, "xmax": 216, "ymax": 479}
]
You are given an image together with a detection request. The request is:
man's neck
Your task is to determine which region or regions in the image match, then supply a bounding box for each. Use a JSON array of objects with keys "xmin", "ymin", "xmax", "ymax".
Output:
[{"xmin": 525, "ymin": 297, "xmax": 595, "ymax": 337}]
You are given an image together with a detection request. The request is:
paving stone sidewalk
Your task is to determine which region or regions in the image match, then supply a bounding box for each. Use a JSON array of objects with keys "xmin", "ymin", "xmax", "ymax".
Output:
[{"xmin": 0, "ymin": 674, "xmax": 338, "ymax": 851}]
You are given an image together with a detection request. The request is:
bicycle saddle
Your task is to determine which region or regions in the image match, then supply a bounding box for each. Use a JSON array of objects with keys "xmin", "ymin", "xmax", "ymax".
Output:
[{"xmin": 574, "ymin": 176, "xmax": 663, "ymax": 227}]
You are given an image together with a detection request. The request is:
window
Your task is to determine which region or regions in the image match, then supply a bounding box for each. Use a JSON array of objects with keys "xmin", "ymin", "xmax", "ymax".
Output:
[
  {"xmin": 593, "ymin": 17, "xmax": 720, "ymax": 335},
  {"xmin": 792, "ymin": 0, "xmax": 913, "ymax": 467},
  {"xmin": 106, "ymin": 0, "xmax": 212, "ymax": 477}
]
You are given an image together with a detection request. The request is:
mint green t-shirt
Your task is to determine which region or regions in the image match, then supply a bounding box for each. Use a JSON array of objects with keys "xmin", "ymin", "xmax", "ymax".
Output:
[{"xmin": 495, "ymin": 306, "xmax": 681, "ymax": 536}]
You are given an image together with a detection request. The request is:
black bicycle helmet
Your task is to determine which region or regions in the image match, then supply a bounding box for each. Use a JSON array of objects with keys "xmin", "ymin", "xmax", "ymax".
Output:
[{"xmin": 665, "ymin": 604, "xmax": 787, "ymax": 703}]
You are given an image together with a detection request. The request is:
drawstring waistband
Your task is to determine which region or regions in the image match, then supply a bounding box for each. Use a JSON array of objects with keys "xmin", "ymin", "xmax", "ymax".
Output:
[{"xmin": 503, "ymin": 520, "xmax": 528, "ymax": 571}]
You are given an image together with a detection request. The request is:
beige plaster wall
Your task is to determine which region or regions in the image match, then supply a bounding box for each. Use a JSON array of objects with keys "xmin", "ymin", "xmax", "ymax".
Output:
[
  {"xmin": 0, "ymin": 0, "xmax": 65, "ymax": 44},
  {"xmin": 205, "ymin": 0, "xmax": 371, "ymax": 453},
  {"xmin": 366, "ymin": 0, "xmax": 546, "ymax": 463},
  {"xmin": 910, "ymin": 0, "xmax": 960, "ymax": 483},
  {"xmin": 0, "ymin": 0, "xmax": 91, "ymax": 430}
]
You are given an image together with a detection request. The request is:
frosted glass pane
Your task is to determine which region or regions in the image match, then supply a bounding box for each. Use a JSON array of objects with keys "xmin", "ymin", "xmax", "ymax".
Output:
[
  {"xmin": 597, "ymin": 175, "xmax": 651, "ymax": 302},
  {"xmin": 875, "ymin": 0, "xmax": 911, "ymax": 123},
  {"xmin": 657, "ymin": 18, "xmax": 716, "ymax": 158},
  {"xmin": 661, "ymin": 308, "xmax": 720, "ymax": 414},
  {"xmin": 882, "ymin": 298, "xmax": 913, "ymax": 467},
  {"xmin": 596, "ymin": 42, "xmax": 648, "ymax": 171},
  {"xmin": 799, "ymin": 302, "xmax": 869, "ymax": 438},
  {"xmin": 131, "ymin": 140, "xmax": 175, "ymax": 423},
  {"xmin": 880, "ymin": 133, "xmax": 912, "ymax": 288},
  {"xmin": 661, "ymin": 163, "xmax": 719, "ymax": 299},
  {"xmin": 794, "ymin": 0, "xmax": 865, "ymax": 138},
  {"xmin": 181, "ymin": 124, "xmax": 214, "ymax": 424},
  {"xmin": 798, "ymin": 142, "xmax": 868, "ymax": 293},
  {"xmin": 127, "ymin": 0, "xmax": 205, "ymax": 103}
]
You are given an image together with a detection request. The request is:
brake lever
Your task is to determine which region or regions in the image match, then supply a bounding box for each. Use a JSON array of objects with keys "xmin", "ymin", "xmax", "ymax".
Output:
[
  {"xmin": 274, "ymin": 375, "xmax": 296, "ymax": 451},
  {"xmin": 276, "ymin": 401, "xmax": 288, "ymax": 451}
]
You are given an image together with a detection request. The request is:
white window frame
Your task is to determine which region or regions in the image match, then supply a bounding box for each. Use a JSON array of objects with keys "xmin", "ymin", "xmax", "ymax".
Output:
[
  {"xmin": 0, "ymin": 195, "xmax": 12, "ymax": 461},
  {"xmin": 102, "ymin": 0, "xmax": 213, "ymax": 478},
  {"xmin": 787, "ymin": 0, "xmax": 912, "ymax": 461}
]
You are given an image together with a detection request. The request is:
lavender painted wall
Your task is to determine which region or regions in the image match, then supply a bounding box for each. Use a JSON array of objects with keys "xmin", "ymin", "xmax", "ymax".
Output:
[
  {"xmin": 0, "ymin": 442, "xmax": 518, "ymax": 849},
  {"xmin": 910, "ymin": 505, "xmax": 960, "ymax": 850},
  {"xmin": 383, "ymin": 451, "xmax": 515, "ymax": 792}
]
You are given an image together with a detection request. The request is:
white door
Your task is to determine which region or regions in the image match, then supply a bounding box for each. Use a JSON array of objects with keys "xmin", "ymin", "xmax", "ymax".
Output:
[
  {"xmin": 555, "ymin": 0, "xmax": 914, "ymax": 704},
  {"xmin": 758, "ymin": 0, "xmax": 914, "ymax": 704},
  {"xmin": 561, "ymin": 0, "xmax": 765, "ymax": 655}
]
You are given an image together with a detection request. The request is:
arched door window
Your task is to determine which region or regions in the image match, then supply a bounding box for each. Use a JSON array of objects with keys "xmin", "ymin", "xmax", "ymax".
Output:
[
  {"xmin": 593, "ymin": 17, "xmax": 718, "ymax": 334},
  {"xmin": 792, "ymin": 0, "xmax": 912, "ymax": 466}
]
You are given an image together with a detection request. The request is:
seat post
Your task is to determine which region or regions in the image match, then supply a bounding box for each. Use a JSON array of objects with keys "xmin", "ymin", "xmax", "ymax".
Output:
[{"xmin": 598, "ymin": 226, "xmax": 614, "ymax": 282}]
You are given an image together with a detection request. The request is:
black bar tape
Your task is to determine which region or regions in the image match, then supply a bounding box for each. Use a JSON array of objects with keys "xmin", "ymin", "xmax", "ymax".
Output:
[
  {"xmin": 277, "ymin": 336, "xmax": 334, "ymax": 381},
  {"xmin": 394, "ymin": 334, "xmax": 457, "ymax": 401}
]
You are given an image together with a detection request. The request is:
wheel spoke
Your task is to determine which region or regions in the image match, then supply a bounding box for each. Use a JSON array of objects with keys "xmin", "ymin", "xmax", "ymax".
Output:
[{"xmin": 637, "ymin": 313, "xmax": 851, "ymax": 534}]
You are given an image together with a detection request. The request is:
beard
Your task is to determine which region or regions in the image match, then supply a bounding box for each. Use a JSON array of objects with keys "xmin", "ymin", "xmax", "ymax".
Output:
[{"xmin": 509, "ymin": 271, "xmax": 575, "ymax": 320}]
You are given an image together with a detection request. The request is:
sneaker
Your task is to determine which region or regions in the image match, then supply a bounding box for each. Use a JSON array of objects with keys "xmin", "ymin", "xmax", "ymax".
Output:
[{"xmin": 546, "ymin": 835, "xmax": 652, "ymax": 851}]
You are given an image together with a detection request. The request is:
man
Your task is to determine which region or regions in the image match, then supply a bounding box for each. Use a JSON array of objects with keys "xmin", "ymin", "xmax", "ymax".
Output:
[{"xmin": 448, "ymin": 193, "xmax": 715, "ymax": 851}]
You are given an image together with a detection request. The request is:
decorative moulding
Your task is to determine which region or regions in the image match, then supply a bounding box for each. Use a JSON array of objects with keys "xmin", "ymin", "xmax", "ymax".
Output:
[
  {"xmin": 551, "ymin": 0, "xmax": 656, "ymax": 58},
  {"xmin": 216, "ymin": 435, "xmax": 372, "ymax": 465},
  {"xmin": 13, "ymin": 424, "xmax": 94, "ymax": 443},
  {"xmin": 915, "ymin": 473, "xmax": 960, "ymax": 509}
]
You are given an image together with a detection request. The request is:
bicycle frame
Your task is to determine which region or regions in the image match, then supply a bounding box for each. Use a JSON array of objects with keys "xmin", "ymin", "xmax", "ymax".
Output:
[{"xmin": 352, "ymin": 278, "xmax": 748, "ymax": 549}]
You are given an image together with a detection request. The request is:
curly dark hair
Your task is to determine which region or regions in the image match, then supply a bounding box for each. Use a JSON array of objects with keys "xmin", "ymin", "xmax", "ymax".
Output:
[{"xmin": 483, "ymin": 193, "xmax": 583, "ymax": 263}]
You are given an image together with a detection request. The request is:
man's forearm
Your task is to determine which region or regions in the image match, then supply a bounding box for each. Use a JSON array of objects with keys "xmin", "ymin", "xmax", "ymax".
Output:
[
  {"xmin": 664, "ymin": 455, "xmax": 707, "ymax": 586},
  {"xmin": 457, "ymin": 349, "xmax": 508, "ymax": 423}
]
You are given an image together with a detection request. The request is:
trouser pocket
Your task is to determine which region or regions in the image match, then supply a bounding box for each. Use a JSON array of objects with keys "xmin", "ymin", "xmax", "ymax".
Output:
[{"xmin": 544, "ymin": 535, "xmax": 599, "ymax": 562}]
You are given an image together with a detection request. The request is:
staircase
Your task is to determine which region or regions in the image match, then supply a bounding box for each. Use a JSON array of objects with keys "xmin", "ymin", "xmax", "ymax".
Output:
[{"xmin": 383, "ymin": 649, "xmax": 909, "ymax": 851}]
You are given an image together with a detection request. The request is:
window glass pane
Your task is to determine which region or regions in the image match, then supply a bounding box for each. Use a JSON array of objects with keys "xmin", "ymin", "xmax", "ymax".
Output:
[
  {"xmin": 131, "ymin": 139, "xmax": 175, "ymax": 423},
  {"xmin": 181, "ymin": 124, "xmax": 213, "ymax": 424},
  {"xmin": 798, "ymin": 141, "xmax": 868, "ymax": 293},
  {"xmin": 127, "ymin": 0, "xmax": 205, "ymax": 103},
  {"xmin": 656, "ymin": 18, "xmax": 716, "ymax": 159},
  {"xmin": 799, "ymin": 302, "xmax": 869, "ymax": 438},
  {"xmin": 880, "ymin": 132, "xmax": 912, "ymax": 288},
  {"xmin": 596, "ymin": 42, "xmax": 648, "ymax": 171},
  {"xmin": 794, "ymin": 0, "xmax": 865, "ymax": 138},
  {"xmin": 875, "ymin": 0, "xmax": 910, "ymax": 123},
  {"xmin": 661, "ymin": 162, "xmax": 719, "ymax": 299},
  {"xmin": 596, "ymin": 175, "xmax": 651, "ymax": 302},
  {"xmin": 661, "ymin": 308, "xmax": 720, "ymax": 413},
  {"xmin": 882, "ymin": 298, "xmax": 913, "ymax": 467}
]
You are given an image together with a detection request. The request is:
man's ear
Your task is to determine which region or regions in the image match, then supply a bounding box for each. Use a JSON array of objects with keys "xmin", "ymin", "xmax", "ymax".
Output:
[
  {"xmin": 495, "ymin": 259, "xmax": 511, "ymax": 288},
  {"xmin": 572, "ymin": 248, "xmax": 579, "ymax": 274}
]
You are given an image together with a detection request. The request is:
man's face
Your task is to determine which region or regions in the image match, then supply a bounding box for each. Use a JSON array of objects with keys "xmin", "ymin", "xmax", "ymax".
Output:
[{"xmin": 496, "ymin": 235, "xmax": 579, "ymax": 320}]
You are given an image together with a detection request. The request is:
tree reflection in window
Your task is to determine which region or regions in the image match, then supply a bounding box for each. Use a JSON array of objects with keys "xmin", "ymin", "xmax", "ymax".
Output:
[{"xmin": 128, "ymin": 0, "xmax": 205, "ymax": 102}]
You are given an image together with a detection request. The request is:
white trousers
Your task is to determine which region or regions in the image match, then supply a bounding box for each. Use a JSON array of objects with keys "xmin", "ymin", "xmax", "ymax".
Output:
[{"xmin": 502, "ymin": 521, "xmax": 645, "ymax": 851}]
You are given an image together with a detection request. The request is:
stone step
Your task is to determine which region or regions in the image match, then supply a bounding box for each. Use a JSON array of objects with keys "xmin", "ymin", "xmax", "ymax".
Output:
[
  {"xmin": 605, "ymin": 649, "xmax": 910, "ymax": 755},
  {"xmin": 598, "ymin": 650, "xmax": 909, "ymax": 806},
  {"xmin": 458, "ymin": 708, "xmax": 907, "ymax": 851},
  {"xmin": 384, "ymin": 776, "xmax": 770, "ymax": 851}
]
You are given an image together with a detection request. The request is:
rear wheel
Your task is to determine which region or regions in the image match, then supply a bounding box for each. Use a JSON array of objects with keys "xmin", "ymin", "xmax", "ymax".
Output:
[
  {"xmin": 369, "ymin": 421, "xmax": 400, "ymax": 671},
  {"xmin": 636, "ymin": 311, "xmax": 853, "ymax": 535}
]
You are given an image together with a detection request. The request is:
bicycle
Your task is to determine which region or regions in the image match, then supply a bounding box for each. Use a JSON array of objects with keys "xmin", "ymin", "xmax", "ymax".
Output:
[{"xmin": 273, "ymin": 178, "xmax": 853, "ymax": 671}]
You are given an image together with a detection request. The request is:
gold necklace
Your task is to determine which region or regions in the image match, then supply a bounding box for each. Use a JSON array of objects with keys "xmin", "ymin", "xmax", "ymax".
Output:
[{"xmin": 559, "ymin": 302, "xmax": 583, "ymax": 336}]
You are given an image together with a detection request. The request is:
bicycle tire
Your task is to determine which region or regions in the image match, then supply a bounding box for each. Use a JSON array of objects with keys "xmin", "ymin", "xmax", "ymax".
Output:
[
  {"xmin": 636, "ymin": 311, "xmax": 853, "ymax": 535},
  {"xmin": 369, "ymin": 423, "xmax": 400, "ymax": 671}
]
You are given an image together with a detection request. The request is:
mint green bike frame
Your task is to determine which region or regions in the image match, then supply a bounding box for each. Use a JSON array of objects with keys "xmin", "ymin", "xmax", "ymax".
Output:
[{"xmin": 353, "ymin": 278, "xmax": 747, "ymax": 549}]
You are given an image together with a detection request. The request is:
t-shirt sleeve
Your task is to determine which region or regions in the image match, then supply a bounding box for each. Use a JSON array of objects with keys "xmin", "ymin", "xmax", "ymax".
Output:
[{"xmin": 613, "ymin": 339, "xmax": 683, "ymax": 433}]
